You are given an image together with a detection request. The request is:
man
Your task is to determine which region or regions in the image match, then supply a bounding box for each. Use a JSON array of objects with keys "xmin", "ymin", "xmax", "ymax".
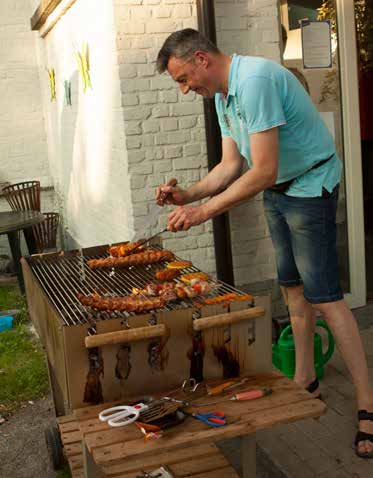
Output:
[{"xmin": 155, "ymin": 28, "xmax": 373, "ymax": 458}]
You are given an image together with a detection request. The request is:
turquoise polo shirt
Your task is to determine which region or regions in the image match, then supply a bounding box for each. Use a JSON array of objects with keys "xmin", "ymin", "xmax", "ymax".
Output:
[{"xmin": 215, "ymin": 55, "xmax": 342, "ymax": 197}]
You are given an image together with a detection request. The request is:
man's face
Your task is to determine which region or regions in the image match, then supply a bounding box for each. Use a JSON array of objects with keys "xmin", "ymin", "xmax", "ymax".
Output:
[{"xmin": 167, "ymin": 53, "xmax": 216, "ymax": 98}]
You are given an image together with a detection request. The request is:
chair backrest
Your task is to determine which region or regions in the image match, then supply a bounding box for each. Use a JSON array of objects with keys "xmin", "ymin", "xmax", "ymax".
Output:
[
  {"xmin": 3, "ymin": 181, "xmax": 41, "ymax": 212},
  {"xmin": 32, "ymin": 212, "xmax": 60, "ymax": 252}
]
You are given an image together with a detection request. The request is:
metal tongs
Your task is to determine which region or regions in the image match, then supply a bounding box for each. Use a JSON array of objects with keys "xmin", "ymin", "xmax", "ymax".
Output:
[
  {"xmin": 130, "ymin": 227, "xmax": 168, "ymax": 254},
  {"xmin": 130, "ymin": 179, "xmax": 177, "ymax": 254}
]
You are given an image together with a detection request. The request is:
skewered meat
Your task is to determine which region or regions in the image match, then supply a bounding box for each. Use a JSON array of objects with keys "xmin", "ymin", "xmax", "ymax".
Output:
[
  {"xmin": 166, "ymin": 260, "xmax": 192, "ymax": 269},
  {"xmin": 87, "ymin": 250, "xmax": 174, "ymax": 269},
  {"xmin": 109, "ymin": 242, "xmax": 147, "ymax": 257},
  {"xmin": 181, "ymin": 272, "xmax": 210, "ymax": 283},
  {"xmin": 77, "ymin": 293, "xmax": 166, "ymax": 313},
  {"xmin": 131, "ymin": 279, "xmax": 213, "ymax": 300},
  {"xmin": 155, "ymin": 268, "xmax": 180, "ymax": 281}
]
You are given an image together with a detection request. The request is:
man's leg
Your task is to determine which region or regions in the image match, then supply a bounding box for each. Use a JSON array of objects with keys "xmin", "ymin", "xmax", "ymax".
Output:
[
  {"xmin": 283, "ymin": 285, "xmax": 317, "ymax": 392},
  {"xmin": 313, "ymin": 299, "xmax": 373, "ymax": 455}
]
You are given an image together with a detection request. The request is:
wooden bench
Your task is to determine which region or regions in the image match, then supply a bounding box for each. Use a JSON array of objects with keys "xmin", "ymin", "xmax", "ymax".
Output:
[
  {"xmin": 59, "ymin": 373, "xmax": 326, "ymax": 477},
  {"xmin": 58, "ymin": 416, "xmax": 240, "ymax": 477}
]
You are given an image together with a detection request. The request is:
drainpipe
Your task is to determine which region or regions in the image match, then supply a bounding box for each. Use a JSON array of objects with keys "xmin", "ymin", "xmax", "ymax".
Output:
[{"xmin": 196, "ymin": 0, "xmax": 235, "ymax": 286}]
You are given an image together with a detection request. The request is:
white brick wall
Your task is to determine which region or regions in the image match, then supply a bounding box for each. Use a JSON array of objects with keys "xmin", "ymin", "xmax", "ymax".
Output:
[
  {"xmin": 1, "ymin": 0, "xmax": 282, "ymax": 284},
  {"xmin": 113, "ymin": 0, "xmax": 216, "ymax": 274},
  {"xmin": 34, "ymin": 0, "xmax": 134, "ymax": 249},
  {"xmin": 215, "ymin": 0, "xmax": 281, "ymax": 286},
  {"xmin": 0, "ymin": 0, "xmax": 52, "ymax": 257}
]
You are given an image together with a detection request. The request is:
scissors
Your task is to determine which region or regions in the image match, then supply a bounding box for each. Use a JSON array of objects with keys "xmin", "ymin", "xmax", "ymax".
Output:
[
  {"xmin": 99, "ymin": 403, "xmax": 149, "ymax": 427},
  {"xmin": 190, "ymin": 411, "xmax": 226, "ymax": 427}
]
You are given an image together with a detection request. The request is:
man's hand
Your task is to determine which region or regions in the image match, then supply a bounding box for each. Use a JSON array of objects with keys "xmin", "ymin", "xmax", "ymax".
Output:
[
  {"xmin": 167, "ymin": 204, "xmax": 208, "ymax": 232},
  {"xmin": 156, "ymin": 178, "xmax": 190, "ymax": 206}
]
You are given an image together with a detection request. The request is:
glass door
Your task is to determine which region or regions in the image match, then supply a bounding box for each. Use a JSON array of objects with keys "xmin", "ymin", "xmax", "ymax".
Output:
[{"xmin": 280, "ymin": 0, "xmax": 366, "ymax": 308}]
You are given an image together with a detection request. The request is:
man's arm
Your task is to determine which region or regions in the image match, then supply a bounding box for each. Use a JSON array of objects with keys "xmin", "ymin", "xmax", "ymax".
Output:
[
  {"xmin": 185, "ymin": 137, "xmax": 244, "ymax": 203},
  {"xmin": 167, "ymin": 127, "xmax": 278, "ymax": 231},
  {"xmin": 156, "ymin": 137, "xmax": 243, "ymax": 206}
]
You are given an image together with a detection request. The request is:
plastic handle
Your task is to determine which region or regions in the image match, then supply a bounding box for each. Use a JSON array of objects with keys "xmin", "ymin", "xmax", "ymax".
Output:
[
  {"xmin": 233, "ymin": 388, "xmax": 272, "ymax": 401},
  {"xmin": 316, "ymin": 319, "xmax": 335, "ymax": 365},
  {"xmin": 98, "ymin": 403, "xmax": 148, "ymax": 427},
  {"xmin": 278, "ymin": 324, "xmax": 293, "ymax": 341}
]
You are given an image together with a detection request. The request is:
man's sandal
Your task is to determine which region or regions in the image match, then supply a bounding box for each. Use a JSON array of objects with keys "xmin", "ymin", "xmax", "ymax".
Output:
[
  {"xmin": 355, "ymin": 410, "xmax": 373, "ymax": 459},
  {"xmin": 305, "ymin": 378, "xmax": 322, "ymax": 400}
]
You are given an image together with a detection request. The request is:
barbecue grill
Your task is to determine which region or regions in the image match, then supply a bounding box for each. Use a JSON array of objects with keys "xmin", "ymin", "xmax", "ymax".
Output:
[{"xmin": 21, "ymin": 242, "xmax": 271, "ymax": 416}]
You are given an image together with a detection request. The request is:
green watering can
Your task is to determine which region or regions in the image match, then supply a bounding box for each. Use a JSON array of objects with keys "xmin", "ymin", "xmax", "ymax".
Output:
[{"xmin": 272, "ymin": 320, "xmax": 335, "ymax": 379}]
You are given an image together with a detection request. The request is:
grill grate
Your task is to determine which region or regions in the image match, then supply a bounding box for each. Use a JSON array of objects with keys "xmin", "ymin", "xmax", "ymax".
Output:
[{"xmin": 27, "ymin": 245, "xmax": 249, "ymax": 327}]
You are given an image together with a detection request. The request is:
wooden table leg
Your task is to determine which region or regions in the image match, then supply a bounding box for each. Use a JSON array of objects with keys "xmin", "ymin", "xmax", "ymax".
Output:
[
  {"xmin": 7, "ymin": 230, "xmax": 25, "ymax": 294},
  {"xmin": 83, "ymin": 440, "xmax": 104, "ymax": 478},
  {"xmin": 23, "ymin": 226, "xmax": 38, "ymax": 254},
  {"xmin": 241, "ymin": 434, "xmax": 256, "ymax": 477}
]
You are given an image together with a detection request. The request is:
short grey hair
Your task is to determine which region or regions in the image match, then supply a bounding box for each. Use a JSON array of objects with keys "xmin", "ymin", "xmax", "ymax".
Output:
[{"xmin": 156, "ymin": 28, "xmax": 220, "ymax": 74}]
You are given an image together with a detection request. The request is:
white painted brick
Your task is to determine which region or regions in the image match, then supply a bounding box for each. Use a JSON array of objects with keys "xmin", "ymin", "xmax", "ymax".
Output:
[
  {"xmin": 126, "ymin": 137, "xmax": 142, "ymax": 149},
  {"xmin": 131, "ymin": 37, "xmax": 154, "ymax": 50},
  {"xmin": 173, "ymin": 4, "xmax": 192, "ymax": 17},
  {"xmin": 133, "ymin": 203, "xmax": 149, "ymax": 215},
  {"xmin": 117, "ymin": 37, "xmax": 132, "ymax": 50},
  {"xmin": 171, "ymin": 103, "xmax": 203, "ymax": 116},
  {"xmin": 137, "ymin": 64, "xmax": 156, "ymax": 77},
  {"xmin": 154, "ymin": 160, "xmax": 172, "ymax": 173},
  {"xmin": 146, "ymin": 20, "xmax": 181, "ymax": 33},
  {"xmin": 162, "ymin": 118, "xmax": 178, "ymax": 131},
  {"xmin": 125, "ymin": 121, "xmax": 142, "ymax": 134},
  {"xmin": 130, "ymin": 162, "xmax": 154, "ymax": 174},
  {"xmin": 147, "ymin": 174, "xmax": 166, "ymax": 186},
  {"xmin": 184, "ymin": 144, "xmax": 201, "ymax": 156},
  {"xmin": 164, "ymin": 146, "xmax": 183, "ymax": 158},
  {"xmin": 133, "ymin": 188, "xmax": 157, "ymax": 202},
  {"xmin": 197, "ymin": 235, "xmax": 214, "ymax": 247},
  {"xmin": 146, "ymin": 148, "xmax": 164, "ymax": 160},
  {"xmin": 160, "ymin": 90, "xmax": 178, "ymax": 102},
  {"xmin": 151, "ymin": 77, "xmax": 176, "ymax": 90},
  {"xmin": 121, "ymin": 79, "xmax": 151, "ymax": 93},
  {"xmin": 173, "ymin": 158, "xmax": 202, "ymax": 170},
  {"xmin": 143, "ymin": 135, "xmax": 155, "ymax": 147},
  {"xmin": 152, "ymin": 105, "xmax": 170, "ymax": 117},
  {"xmin": 116, "ymin": 0, "xmax": 143, "ymax": 4},
  {"xmin": 143, "ymin": 120, "xmax": 160, "ymax": 133},
  {"xmin": 156, "ymin": 131, "xmax": 191, "ymax": 145},
  {"xmin": 131, "ymin": 6, "xmax": 151, "ymax": 19},
  {"xmin": 130, "ymin": 175, "xmax": 147, "ymax": 189},
  {"xmin": 119, "ymin": 64, "xmax": 137, "ymax": 78},
  {"xmin": 187, "ymin": 170, "xmax": 201, "ymax": 181},
  {"xmin": 153, "ymin": 6, "xmax": 172, "ymax": 17},
  {"xmin": 179, "ymin": 117, "xmax": 197, "ymax": 129},
  {"xmin": 182, "ymin": 18, "xmax": 196, "ymax": 29},
  {"xmin": 122, "ymin": 106, "xmax": 151, "ymax": 120},
  {"xmin": 121, "ymin": 93, "xmax": 139, "ymax": 106},
  {"xmin": 139, "ymin": 91, "xmax": 158, "ymax": 104},
  {"xmin": 179, "ymin": 91, "xmax": 197, "ymax": 102},
  {"xmin": 127, "ymin": 150, "xmax": 146, "ymax": 163},
  {"xmin": 119, "ymin": 22, "xmax": 146, "ymax": 34},
  {"xmin": 118, "ymin": 50, "xmax": 147, "ymax": 63}
]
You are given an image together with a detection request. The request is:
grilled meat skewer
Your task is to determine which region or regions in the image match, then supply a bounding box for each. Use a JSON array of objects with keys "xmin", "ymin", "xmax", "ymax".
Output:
[
  {"xmin": 87, "ymin": 250, "xmax": 174, "ymax": 269},
  {"xmin": 108, "ymin": 242, "xmax": 147, "ymax": 257},
  {"xmin": 77, "ymin": 293, "xmax": 166, "ymax": 313}
]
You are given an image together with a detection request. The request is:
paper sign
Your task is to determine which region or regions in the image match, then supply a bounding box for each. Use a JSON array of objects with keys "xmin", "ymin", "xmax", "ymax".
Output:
[{"xmin": 301, "ymin": 20, "xmax": 332, "ymax": 69}]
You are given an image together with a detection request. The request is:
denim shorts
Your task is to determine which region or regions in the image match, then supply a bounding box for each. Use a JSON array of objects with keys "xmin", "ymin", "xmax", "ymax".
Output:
[{"xmin": 263, "ymin": 186, "xmax": 343, "ymax": 304}]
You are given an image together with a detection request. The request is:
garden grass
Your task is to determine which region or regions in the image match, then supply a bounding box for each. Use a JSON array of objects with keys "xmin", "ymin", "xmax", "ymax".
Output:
[{"xmin": 0, "ymin": 285, "xmax": 49, "ymax": 414}]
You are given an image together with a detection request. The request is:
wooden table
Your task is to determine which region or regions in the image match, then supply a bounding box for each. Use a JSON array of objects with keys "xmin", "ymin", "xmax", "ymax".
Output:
[
  {"xmin": 0, "ymin": 210, "xmax": 44, "ymax": 293},
  {"xmin": 69, "ymin": 373, "xmax": 326, "ymax": 478}
]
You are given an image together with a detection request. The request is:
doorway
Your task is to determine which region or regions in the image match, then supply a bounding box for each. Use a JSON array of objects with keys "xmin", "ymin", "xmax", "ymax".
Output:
[
  {"xmin": 280, "ymin": 0, "xmax": 366, "ymax": 308},
  {"xmin": 354, "ymin": 1, "xmax": 373, "ymax": 300}
]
